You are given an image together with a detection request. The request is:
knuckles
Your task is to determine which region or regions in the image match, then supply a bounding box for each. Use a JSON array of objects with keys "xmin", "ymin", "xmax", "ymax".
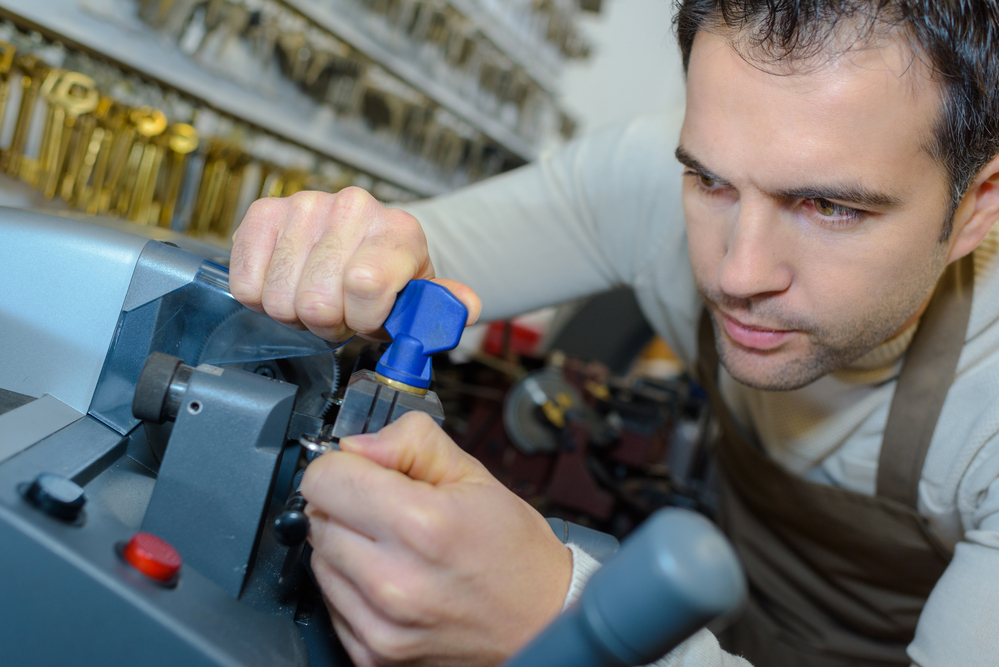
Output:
[
  {"xmin": 231, "ymin": 187, "xmax": 429, "ymax": 333},
  {"xmin": 294, "ymin": 292, "xmax": 344, "ymax": 329},
  {"xmin": 342, "ymin": 261, "xmax": 393, "ymax": 300},
  {"xmin": 284, "ymin": 190, "xmax": 330, "ymax": 227},
  {"xmin": 243, "ymin": 195, "xmax": 289, "ymax": 225},
  {"xmin": 329, "ymin": 186, "xmax": 376, "ymax": 223},
  {"xmin": 364, "ymin": 571, "xmax": 433, "ymax": 628},
  {"xmin": 395, "ymin": 501, "xmax": 450, "ymax": 564}
]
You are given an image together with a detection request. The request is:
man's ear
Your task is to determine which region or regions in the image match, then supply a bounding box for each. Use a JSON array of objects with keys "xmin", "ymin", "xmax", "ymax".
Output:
[{"xmin": 947, "ymin": 152, "xmax": 999, "ymax": 262}]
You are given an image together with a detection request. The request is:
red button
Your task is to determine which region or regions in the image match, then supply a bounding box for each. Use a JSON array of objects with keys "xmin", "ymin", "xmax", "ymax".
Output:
[{"xmin": 122, "ymin": 532, "xmax": 182, "ymax": 583}]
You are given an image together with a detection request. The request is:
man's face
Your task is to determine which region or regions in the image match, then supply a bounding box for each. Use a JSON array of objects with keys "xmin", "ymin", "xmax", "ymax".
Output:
[{"xmin": 680, "ymin": 30, "xmax": 955, "ymax": 391}]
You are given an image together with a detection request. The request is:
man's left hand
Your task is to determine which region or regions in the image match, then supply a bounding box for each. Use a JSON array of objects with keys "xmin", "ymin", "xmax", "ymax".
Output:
[{"xmin": 301, "ymin": 411, "xmax": 573, "ymax": 667}]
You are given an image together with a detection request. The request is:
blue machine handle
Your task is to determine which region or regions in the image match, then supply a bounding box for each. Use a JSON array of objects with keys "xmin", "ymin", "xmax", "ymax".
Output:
[
  {"xmin": 503, "ymin": 508, "xmax": 746, "ymax": 667},
  {"xmin": 375, "ymin": 280, "xmax": 468, "ymax": 389}
]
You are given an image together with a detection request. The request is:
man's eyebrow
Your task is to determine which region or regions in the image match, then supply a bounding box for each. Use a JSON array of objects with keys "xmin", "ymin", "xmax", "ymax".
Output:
[
  {"xmin": 674, "ymin": 145, "xmax": 902, "ymax": 210},
  {"xmin": 771, "ymin": 184, "xmax": 903, "ymax": 209},
  {"xmin": 674, "ymin": 146, "xmax": 731, "ymax": 187}
]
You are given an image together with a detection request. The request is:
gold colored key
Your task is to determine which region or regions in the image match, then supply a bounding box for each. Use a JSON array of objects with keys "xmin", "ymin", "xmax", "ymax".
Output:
[
  {"xmin": 0, "ymin": 42, "xmax": 18, "ymax": 145},
  {"xmin": 95, "ymin": 104, "xmax": 139, "ymax": 215},
  {"xmin": 190, "ymin": 141, "xmax": 231, "ymax": 237},
  {"xmin": 3, "ymin": 55, "xmax": 50, "ymax": 178},
  {"xmin": 128, "ymin": 132, "xmax": 167, "ymax": 224},
  {"xmin": 190, "ymin": 140, "xmax": 249, "ymax": 239},
  {"xmin": 83, "ymin": 98, "xmax": 128, "ymax": 215},
  {"xmin": 38, "ymin": 70, "xmax": 100, "ymax": 199},
  {"xmin": 256, "ymin": 161, "xmax": 286, "ymax": 200},
  {"xmin": 157, "ymin": 123, "xmax": 200, "ymax": 228},
  {"xmin": 126, "ymin": 109, "xmax": 171, "ymax": 223},
  {"xmin": 214, "ymin": 149, "xmax": 250, "ymax": 238},
  {"xmin": 60, "ymin": 108, "xmax": 99, "ymax": 203},
  {"xmin": 257, "ymin": 164, "xmax": 313, "ymax": 200},
  {"xmin": 109, "ymin": 106, "xmax": 167, "ymax": 218}
]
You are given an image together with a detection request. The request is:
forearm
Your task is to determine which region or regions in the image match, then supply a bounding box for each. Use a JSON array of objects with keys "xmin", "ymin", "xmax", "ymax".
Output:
[{"xmin": 399, "ymin": 158, "xmax": 622, "ymax": 322}]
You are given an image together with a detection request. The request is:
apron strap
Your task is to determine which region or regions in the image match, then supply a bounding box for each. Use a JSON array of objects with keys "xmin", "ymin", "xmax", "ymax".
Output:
[{"xmin": 876, "ymin": 253, "xmax": 975, "ymax": 508}]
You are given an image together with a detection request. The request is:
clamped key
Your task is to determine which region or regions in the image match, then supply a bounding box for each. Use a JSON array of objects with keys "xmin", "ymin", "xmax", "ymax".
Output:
[
  {"xmin": 275, "ymin": 281, "xmax": 467, "ymax": 546},
  {"xmin": 329, "ymin": 279, "xmax": 468, "ymax": 439}
]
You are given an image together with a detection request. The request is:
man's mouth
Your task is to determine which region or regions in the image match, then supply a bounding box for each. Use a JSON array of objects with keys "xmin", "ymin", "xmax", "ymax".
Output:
[{"xmin": 717, "ymin": 309, "xmax": 797, "ymax": 351}]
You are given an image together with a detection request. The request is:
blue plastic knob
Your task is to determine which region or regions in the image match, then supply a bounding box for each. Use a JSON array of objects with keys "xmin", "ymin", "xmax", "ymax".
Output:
[{"xmin": 375, "ymin": 280, "xmax": 468, "ymax": 389}]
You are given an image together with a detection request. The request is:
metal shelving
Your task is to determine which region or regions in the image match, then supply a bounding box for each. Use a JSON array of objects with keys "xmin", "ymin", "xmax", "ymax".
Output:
[
  {"xmin": 283, "ymin": 0, "xmax": 538, "ymax": 160},
  {"xmin": 0, "ymin": 0, "xmax": 452, "ymax": 196},
  {"xmin": 448, "ymin": 0, "xmax": 561, "ymax": 93}
]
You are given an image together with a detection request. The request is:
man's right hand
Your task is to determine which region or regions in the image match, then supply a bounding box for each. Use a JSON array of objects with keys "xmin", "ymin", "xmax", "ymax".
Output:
[{"xmin": 229, "ymin": 188, "xmax": 481, "ymax": 341}]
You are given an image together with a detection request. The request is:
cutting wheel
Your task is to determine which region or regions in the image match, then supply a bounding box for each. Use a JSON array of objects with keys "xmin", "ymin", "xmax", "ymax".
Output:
[{"xmin": 503, "ymin": 370, "xmax": 584, "ymax": 455}]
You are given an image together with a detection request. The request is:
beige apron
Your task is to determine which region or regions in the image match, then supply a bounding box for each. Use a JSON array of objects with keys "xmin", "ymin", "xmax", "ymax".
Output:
[{"xmin": 695, "ymin": 254, "xmax": 974, "ymax": 666}]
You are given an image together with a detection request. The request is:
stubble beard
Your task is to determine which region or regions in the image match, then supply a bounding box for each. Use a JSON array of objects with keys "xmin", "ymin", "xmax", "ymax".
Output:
[{"xmin": 699, "ymin": 249, "xmax": 950, "ymax": 392}]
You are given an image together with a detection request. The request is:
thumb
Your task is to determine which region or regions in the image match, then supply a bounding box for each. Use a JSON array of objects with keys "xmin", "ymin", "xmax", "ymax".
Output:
[
  {"xmin": 339, "ymin": 411, "xmax": 485, "ymax": 485},
  {"xmin": 431, "ymin": 278, "xmax": 481, "ymax": 326}
]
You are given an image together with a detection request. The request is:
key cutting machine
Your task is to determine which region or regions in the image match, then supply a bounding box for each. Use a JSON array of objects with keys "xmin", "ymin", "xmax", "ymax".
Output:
[{"xmin": 0, "ymin": 209, "xmax": 744, "ymax": 667}]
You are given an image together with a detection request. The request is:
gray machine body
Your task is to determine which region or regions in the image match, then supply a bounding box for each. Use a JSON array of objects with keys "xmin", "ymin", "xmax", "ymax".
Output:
[
  {"xmin": 141, "ymin": 366, "xmax": 298, "ymax": 598},
  {"xmin": 0, "ymin": 209, "xmax": 745, "ymax": 667},
  {"xmin": 0, "ymin": 210, "xmax": 345, "ymax": 666}
]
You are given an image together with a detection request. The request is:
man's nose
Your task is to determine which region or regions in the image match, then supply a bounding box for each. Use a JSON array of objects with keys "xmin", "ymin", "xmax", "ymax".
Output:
[{"xmin": 717, "ymin": 199, "xmax": 793, "ymax": 299}]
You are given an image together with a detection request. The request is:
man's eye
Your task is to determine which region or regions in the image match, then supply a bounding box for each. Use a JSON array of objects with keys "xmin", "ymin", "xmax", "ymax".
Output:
[
  {"xmin": 807, "ymin": 197, "xmax": 865, "ymax": 225},
  {"xmin": 698, "ymin": 174, "xmax": 717, "ymax": 188},
  {"xmin": 814, "ymin": 198, "xmax": 837, "ymax": 216}
]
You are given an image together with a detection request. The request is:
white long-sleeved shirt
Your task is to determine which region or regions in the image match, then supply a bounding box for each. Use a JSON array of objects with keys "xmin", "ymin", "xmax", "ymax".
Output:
[{"xmin": 400, "ymin": 113, "xmax": 999, "ymax": 666}]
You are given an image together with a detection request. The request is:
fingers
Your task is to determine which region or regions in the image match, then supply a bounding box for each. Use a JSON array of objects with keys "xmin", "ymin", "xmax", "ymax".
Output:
[
  {"xmin": 229, "ymin": 198, "xmax": 282, "ymax": 313},
  {"xmin": 309, "ymin": 515, "xmax": 432, "ymax": 629},
  {"xmin": 327, "ymin": 608, "xmax": 378, "ymax": 667},
  {"xmin": 313, "ymin": 556, "xmax": 402, "ymax": 667},
  {"xmin": 313, "ymin": 554, "xmax": 428, "ymax": 666},
  {"xmin": 341, "ymin": 244, "xmax": 426, "ymax": 335},
  {"xmin": 340, "ymin": 411, "xmax": 485, "ymax": 485},
  {"xmin": 292, "ymin": 188, "xmax": 427, "ymax": 338},
  {"xmin": 432, "ymin": 278, "xmax": 482, "ymax": 326},
  {"xmin": 301, "ymin": 450, "xmax": 432, "ymax": 543},
  {"xmin": 293, "ymin": 230, "xmax": 352, "ymax": 340},
  {"xmin": 230, "ymin": 186, "xmax": 463, "ymax": 342},
  {"xmin": 261, "ymin": 227, "xmax": 322, "ymax": 327}
]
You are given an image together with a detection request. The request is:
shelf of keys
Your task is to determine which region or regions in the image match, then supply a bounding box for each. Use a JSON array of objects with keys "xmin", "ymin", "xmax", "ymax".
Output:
[
  {"xmin": 127, "ymin": 0, "xmax": 552, "ymax": 159},
  {"xmin": 275, "ymin": 0, "xmax": 586, "ymax": 148},
  {"xmin": 0, "ymin": 0, "xmax": 528, "ymax": 202},
  {"xmin": 0, "ymin": 23, "xmax": 424, "ymax": 247},
  {"xmin": 276, "ymin": 0, "xmax": 541, "ymax": 156},
  {"xmin": 446, "ymin": 0, "xmax": 590, "ymax": 93}
]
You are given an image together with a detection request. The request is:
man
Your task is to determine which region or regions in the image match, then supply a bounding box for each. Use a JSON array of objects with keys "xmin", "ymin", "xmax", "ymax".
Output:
[{"xmin": 228, "ymin": 1, "xmax": 999, "ymax": 665}]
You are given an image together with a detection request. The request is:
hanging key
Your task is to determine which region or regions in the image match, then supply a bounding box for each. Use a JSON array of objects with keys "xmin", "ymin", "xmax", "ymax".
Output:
[
  {"xmin": 3, "ymin": 55, "xmax": 49, "ymax": 178},
  {"xmin": 170, "ymin": 139, "xmax": 208, "ymax": 232},
  {"xmin": 190, "ymin": 140, "xmax": 231, "ymax": 236},
  {"xmin": 84, "ymin": 98, "xmax": 128, "ymax": 215},
  {"xmin": 0, "ymin": 41, "xmax": 17, "ymax": 148},
  {"xmin": 96, "ymin": 103, "xmax": 139, "ymax": 215},
  {"xmin": 213, "ymin": 147, "xmax": 251, "ymax": 238},
  {"xmin": 111, "ymin": 106, "xmax": 167, "ymax": 218},
  {"xmin": 157, "ymin": 123, "xmax": 200, "ymax": 228},
  {"xmin": 38, "ymin": 70, "xmax": 99, "ymax": 200}
]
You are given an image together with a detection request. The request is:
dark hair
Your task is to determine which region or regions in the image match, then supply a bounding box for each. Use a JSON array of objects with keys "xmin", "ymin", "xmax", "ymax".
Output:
[{"xmin": 674, "ymin": 0, "xmax": 999, "ymax": 236}]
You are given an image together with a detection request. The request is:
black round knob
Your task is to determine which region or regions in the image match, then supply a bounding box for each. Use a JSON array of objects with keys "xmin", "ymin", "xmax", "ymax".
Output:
[
  {"xmin": 23, "ymin": 473, "xmax": 85, "ymax": 522},
  {"xmin": 133, "ymin": 352, "xmax": 184, "ymax": 423},
  {"xmin": 274, "ymin": 510, "xmax": 310, "ymax": 546}
]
